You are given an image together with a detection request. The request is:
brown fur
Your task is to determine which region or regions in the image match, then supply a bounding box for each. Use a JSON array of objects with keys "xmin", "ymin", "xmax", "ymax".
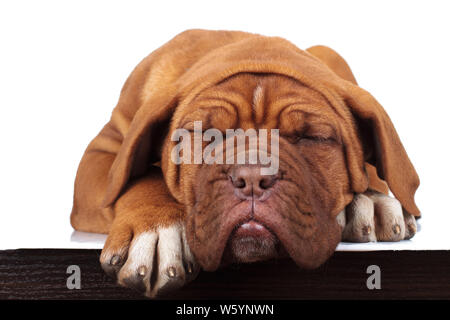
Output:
[{"xmin": 71, "ymin": 29, "xmax": 420, "ymax": 270}]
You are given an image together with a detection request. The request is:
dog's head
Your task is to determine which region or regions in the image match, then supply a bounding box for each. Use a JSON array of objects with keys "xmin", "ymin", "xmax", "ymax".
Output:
[
  {"xmin": 102, "ymin": 30, "xmax": 420, "ymax": 271},
  {"xmin": 164, "ymin": 73, "xmax": 353, "ymax": 270}
]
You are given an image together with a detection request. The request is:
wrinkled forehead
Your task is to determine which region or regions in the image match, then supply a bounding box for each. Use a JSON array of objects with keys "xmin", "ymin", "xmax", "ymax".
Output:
[{"xmin": 176, "ymin": 73, "xmax": 340, "ymax": 134}]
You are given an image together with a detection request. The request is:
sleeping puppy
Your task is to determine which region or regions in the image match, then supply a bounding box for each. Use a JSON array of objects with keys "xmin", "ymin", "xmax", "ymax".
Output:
[{"xmin": 70, "ymin": 29, "xmax": 420, "ymax": 297}]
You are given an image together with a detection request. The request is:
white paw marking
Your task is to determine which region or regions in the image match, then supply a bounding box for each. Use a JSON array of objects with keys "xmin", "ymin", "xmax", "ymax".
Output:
[
  {"xmin": 336, "ymin": 209, "xmax": 346, "ymax": 230},
  {"xmin": 101, "ymin": 223, "xmax": 199, "ymax": 298}
]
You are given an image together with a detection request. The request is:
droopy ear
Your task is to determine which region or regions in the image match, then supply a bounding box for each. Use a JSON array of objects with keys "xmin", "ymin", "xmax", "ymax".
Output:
[
  {"xmin": 307, "ymin": 45, "xmax": 419, "ymax": 216},
  {"xmin": 307, "ymin": 45, "xmax": 389, "ymax": 195},
  {"xmin": 342, "ymin": 84, "xmax": 420, "ymax": 216},
  {"xmin": 101, "ymin": 96, "xmax": 177, "ymax": 208}
]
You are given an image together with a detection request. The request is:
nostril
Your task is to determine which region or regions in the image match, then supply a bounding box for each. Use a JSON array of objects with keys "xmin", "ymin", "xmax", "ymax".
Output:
[
  {"xmin": 229, "ymin": 175, "xmax": 246, "ymax": 189},
  {"xmin": 235, "ymin": 178, "xmax": 246, "ymax": 189},
  {"xmin": 259, "ymin": 179, "xmax": 268, "ymax": 189},
  {"xmin": 259, "ymin": 176, "xmax": 276, "ymax": 189}
]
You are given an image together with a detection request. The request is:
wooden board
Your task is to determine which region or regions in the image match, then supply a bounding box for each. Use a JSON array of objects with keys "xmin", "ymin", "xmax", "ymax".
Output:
[{"xmin": 1, "ymin": 249, "xmax": 450, "ymax": 299}]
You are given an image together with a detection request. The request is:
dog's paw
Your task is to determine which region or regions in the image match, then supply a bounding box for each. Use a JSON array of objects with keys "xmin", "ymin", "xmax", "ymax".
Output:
[
  {"xmin": 339, "ymin": 191, "xmax": 417, "ymax": 242},
  {"xmin": 100, "ymin": 222, "xmax": 199, "ymax": 298}
]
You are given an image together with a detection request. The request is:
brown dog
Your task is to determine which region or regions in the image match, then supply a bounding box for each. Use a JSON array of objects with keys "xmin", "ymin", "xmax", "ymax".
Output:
[{"xmin": 71, "ymin": 29, "xmax": 420, "ymax": 297}]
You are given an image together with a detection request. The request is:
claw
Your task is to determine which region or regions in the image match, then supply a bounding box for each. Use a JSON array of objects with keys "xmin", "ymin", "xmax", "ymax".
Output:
[
  {"xmin": 110, "ymin": 255, "xmax": 121, "ymax": 266},
  {"xmin": 362, "ymin": 225, "xmax": 371, "ymax": 236},
  {"xmin": 167, "ymin": 267, "xmax": 176, "ymax": 278},
  {"xmin": 138, "ymin": 265, "xmax": 147, "ymax": 277},
  {"xmin": 393, "ymin": 224, "xmax": 401, "ymax": 235},
  {"xmin": 187, "ymin": 263, "xmax": 193, "ymax": 274},
  {"xmin": 407, "ymin": 223, "xmax": 416, "ymax": 234}
]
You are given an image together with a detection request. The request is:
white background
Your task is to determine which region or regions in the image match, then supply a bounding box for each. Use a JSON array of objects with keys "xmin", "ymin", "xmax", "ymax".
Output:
[{"xmin": 0, "ymin": 0, "xmax": 449, "ymax": 250}]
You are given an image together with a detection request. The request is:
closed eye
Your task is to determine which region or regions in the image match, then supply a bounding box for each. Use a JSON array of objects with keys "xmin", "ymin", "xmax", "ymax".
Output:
[
  {"xmin": 301, "ymin": 135, "xmax": 336, "ymax": 143},
  {"xmin": 285, "ymin": 133, "xmax": 337, "ymax": 144}
]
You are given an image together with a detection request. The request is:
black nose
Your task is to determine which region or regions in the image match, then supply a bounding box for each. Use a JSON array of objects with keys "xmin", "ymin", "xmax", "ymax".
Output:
[{"xmin": 229, "ymin": 166, "xmax": 278, "ymax": 199}]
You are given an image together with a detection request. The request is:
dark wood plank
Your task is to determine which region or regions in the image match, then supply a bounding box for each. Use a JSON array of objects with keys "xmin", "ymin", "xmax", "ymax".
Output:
[{"xmin": 1, "ymin": 249, "xmax": 449, "ymax": 299}]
